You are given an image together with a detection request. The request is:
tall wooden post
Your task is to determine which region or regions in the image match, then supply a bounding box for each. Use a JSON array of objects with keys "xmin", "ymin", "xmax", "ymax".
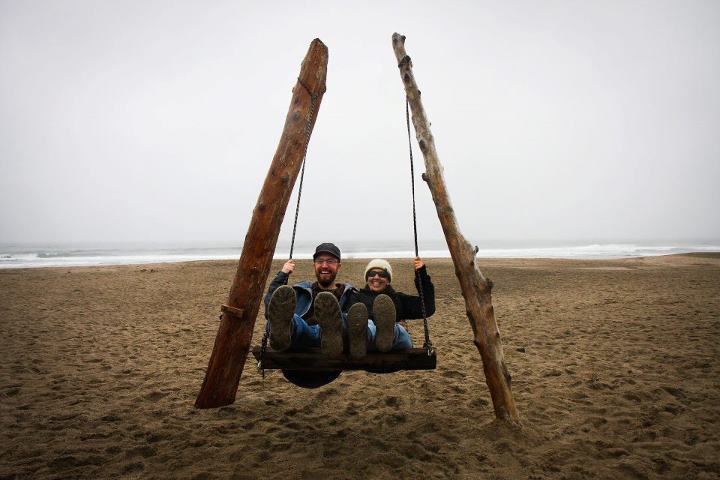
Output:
[
  {"xmin": 195, "ymin": 39, "xmax": 328, "ymax": 409},
  {"xmin": 392, "ymin": 33, "xmax": 520, "ymax": 423}
]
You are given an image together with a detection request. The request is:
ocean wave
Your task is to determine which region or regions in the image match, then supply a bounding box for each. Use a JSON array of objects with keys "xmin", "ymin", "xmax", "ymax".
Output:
[{"xmin": 0, "ymin": 243, "xmax": 718, "ymax": 269}]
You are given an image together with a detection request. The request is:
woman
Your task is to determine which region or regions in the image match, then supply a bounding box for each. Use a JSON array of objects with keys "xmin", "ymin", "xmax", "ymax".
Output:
[{"xmin": 348, "ymin": 257, "xmax": 435, "ymax": 355}]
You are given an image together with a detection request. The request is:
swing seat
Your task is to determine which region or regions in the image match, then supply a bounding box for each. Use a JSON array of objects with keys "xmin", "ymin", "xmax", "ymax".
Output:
[
  {"xmin": 251, "ymin": 347, "xmax": 436, "ymax": 373},
  {"xmin": 252, "ymin": 347, "xmax": 436, "ymax": 388}
]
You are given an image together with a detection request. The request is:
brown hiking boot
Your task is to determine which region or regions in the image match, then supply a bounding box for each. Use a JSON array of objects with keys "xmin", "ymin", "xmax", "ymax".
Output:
[
  {"xmin": 347, "ymin": 303, "xmax": 368, "ymax": 359},
  {"xmin": 268, "ymin": 285, "xmax": 295, "ymax": 351},
  {"xmin": 373, "ymin": 294, "xmax": 396, "ymax": 353},
  {"xmin": 314, "ymin": 292, "xmax": 343, "ymax": 356}
]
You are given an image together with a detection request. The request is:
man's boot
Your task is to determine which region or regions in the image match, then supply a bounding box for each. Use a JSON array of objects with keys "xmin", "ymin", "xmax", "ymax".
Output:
[
  {"xmin": 267, "ymin": 285, "xmax": 295, "ymax": 351},
  {"xmin": 314, "ymin": 292, "xmax": 343, "ymax": 356}
]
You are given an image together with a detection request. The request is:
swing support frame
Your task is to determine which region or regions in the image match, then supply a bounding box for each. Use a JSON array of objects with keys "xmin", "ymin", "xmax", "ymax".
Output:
[
  {"xmin": 392, "ymin": 33, "xmax": 520, "ymax": 423},
  {"xmin": 195, "ymin": 35, "xmax": 520, "ymax": 424}
]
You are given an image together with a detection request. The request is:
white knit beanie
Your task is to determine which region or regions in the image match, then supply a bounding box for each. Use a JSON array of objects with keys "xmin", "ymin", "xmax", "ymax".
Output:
[{"xmin": 364, "ymin": 259, "xmax": 393, "ymax": 283}]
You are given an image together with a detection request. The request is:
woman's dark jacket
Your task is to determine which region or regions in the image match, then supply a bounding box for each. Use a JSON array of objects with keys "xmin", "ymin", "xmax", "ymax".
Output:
[{"xmin": 349, "ymin": 265, "xmax": 435, "ymax": 321}]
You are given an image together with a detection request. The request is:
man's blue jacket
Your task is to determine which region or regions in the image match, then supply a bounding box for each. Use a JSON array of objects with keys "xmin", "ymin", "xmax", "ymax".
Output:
[{"xmin": 263, "ymin": 271, "xmax": 355, "ymax": 320}]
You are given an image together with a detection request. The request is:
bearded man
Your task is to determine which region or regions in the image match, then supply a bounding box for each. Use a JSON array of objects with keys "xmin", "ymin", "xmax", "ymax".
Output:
[{"xmin": 264, "ymin": 242, "xmax": 357, "ymax": 355}]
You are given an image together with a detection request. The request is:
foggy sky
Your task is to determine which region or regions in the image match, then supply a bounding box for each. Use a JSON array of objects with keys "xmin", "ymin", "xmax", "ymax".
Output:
[{"xmin": 1, "ymin": 0, "xmax": 719, "ymax": 246}]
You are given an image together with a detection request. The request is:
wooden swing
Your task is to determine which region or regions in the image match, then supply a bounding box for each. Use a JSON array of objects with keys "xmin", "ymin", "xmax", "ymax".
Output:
[
  {"xmin": 248, "ymin": 72, "xmax": 436, "ymax": 385},
  {"xmin": 251, "ymin": 347, "xmax": 436, "ymax": 372},
  {"xmin": 195, "ymin": 34, "xmax": 519, "ymax": 424}
]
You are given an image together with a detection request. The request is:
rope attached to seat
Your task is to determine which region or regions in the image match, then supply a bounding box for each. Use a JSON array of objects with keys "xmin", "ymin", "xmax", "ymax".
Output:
[
  {"xmin": 259, "ymin": 80, "xmax": 318, "ymax": 375},
  {"xmin": 406, "ymin": 98, "xmax": 433, "ymax": 355},
  {"xmin": 288, "ymin": 79, "xmax": 318, "ymax": 260}
]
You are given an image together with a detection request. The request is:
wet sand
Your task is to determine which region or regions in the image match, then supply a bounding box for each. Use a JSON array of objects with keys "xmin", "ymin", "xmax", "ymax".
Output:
[{"xmin": 1, "ymin": 254, "xmax": 719, "ymax": 479}]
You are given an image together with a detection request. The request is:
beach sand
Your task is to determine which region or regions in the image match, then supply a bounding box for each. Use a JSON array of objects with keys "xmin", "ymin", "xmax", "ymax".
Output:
[{"xmin": 1, "ymin": 254, "xmax": 719, "ymax": 479}]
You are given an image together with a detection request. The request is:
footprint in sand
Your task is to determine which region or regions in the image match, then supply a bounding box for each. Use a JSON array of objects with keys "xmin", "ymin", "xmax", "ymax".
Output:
[
  {"xmin": 143, "ymin": 391, "xmax": 168, "ymax": 401},
  {"xmin": 661, "ymin": 386, "xmax": 686, "ymax": 399},
  {"xmin": 441, "ymin": 369, "xmax": 464, "ymax": 379},
  {"xmin": 121, "ymin": 462, "xmax": 144, "ymax": 474},
  {"xmin": 125, "ymin": 445, "xmax": 157, "ymax": 459},
  {"xmin": 4, "ymin": 386, "xmax": 21, "ymax": 397}
]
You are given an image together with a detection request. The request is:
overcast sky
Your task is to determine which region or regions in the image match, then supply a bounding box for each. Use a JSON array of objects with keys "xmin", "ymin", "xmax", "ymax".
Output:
[{"xmin": 1, "ymin": 0, "xmax": 718, "ymax": 247}]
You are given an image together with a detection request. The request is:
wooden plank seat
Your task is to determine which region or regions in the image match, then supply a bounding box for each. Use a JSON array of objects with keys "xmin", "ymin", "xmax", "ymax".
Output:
[{"xmin": 251, "ymin": 347, "xmax": 436, "ymax": 373}]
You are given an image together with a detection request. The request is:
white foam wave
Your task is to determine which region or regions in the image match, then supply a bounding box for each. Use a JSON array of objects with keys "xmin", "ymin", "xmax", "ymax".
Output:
[{"xmin": 1, "ymin": 243, "xmax": 718, "ymax": 269}]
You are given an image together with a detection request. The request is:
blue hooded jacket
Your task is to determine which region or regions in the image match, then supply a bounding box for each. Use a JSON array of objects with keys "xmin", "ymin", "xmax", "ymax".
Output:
[{"xmin": 264, "ymin": 271, "xmax": 356, "ymax": 319}]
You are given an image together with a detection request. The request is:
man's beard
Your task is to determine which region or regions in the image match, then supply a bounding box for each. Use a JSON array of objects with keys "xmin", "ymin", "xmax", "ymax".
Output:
[{"xmin": 316, "ymin": 272, "xmax": 337, "ymax": 288}]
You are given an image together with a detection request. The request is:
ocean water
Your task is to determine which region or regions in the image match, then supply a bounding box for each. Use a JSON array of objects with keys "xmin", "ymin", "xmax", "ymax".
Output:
[{"xmin": 1, "ymin": 241, "xmax": 719, "ymax": 269}]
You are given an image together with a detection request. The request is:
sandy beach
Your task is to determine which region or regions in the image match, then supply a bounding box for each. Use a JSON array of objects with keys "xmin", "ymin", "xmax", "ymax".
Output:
[{"xmin": 1, "ymin": 254, "xmax": 719, "ymax": 479}]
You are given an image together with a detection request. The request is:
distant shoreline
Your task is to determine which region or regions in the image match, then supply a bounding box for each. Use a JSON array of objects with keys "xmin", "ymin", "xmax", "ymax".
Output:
[
  {"xmin": 2, "ymin": 240, "xmax": 720, "ymax": 269},
  {"xmin": 1, "ymin": 250, "xmax": 719, "ymax": 270}
]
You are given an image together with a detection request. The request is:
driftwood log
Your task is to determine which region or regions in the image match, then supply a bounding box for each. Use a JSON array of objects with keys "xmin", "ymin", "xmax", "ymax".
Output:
[
  {"xmin": 195, "ymin": 39, "xmax": 328, "ymax": 409},
  {"xmin": 391, "ymin": 33, "xmax": 520, "ymax": 423}
]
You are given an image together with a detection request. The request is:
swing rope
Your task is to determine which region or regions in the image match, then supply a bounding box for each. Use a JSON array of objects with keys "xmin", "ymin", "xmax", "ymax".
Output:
[
  {"xmin": 289, "ymin": 79, "xmax": 318, "ymax": 260},
  {"xmin": 406, "ymin": 98, "xmax": 433, "ymax": 355},
  {"xmin": 258, "ymin": 80, "xmax": 318, "ymax": 375}
]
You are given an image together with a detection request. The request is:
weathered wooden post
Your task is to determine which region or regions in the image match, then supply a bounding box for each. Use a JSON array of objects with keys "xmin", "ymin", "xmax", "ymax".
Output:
[
  {"xmin": 195, "ymin": 39, "xmax": 328, "ymax": 409},
  {"xmin": 392, "ymin": 33, "xmax": 520, "ymax": 423}
]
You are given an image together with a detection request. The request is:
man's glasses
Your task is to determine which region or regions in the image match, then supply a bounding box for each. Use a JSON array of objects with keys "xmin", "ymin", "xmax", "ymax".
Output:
[
  {"xmin": 366, "ymin": 269, "xmax": 390, "ymax": 279},
  {"xmin": 314, "ymin": 258, "xmax": 339, "ymax": 265}
]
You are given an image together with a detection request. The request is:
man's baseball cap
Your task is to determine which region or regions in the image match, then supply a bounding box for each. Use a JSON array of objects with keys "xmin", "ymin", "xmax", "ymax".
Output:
[{"xmin": 313, "ymin": 243, "xmax": 341, "ymax": 261}]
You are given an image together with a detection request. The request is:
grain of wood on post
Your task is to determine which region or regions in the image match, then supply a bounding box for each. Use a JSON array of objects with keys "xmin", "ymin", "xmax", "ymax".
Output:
[
  {"xmin": 391, "ymin": 32, "xmax": 520, "ymax": 423},
  {"xmin": 195, "ymin": 39, "xmax": 328, "ymax": 409}
]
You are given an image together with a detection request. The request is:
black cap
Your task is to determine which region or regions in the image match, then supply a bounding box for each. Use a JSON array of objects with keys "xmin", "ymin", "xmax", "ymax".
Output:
[{"xmin": 313, "ymin": 242, "xmax": 341, "ymax": 261}]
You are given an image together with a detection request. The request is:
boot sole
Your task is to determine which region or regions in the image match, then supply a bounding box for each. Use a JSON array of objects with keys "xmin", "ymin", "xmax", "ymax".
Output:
[
  {"xmin": 268, "ymin": 286, "xmax": 295, "ymax": 351},
  {"xmin": 373, "ymin": 294, "xmax": 396, "ymax": 353},
  {"xmin": 315, "ymin": 292, "xmax": 343, "ymax": 356},
  {"xmin": 347, "ymin": 303, "xmax": 368, "ymax": 359}
]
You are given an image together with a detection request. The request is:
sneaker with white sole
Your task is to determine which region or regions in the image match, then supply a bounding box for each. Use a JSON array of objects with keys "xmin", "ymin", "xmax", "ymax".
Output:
[
  {"xmin": 347, "ymin": 303, "xmax": 368, "ymax": 359},
  {"xmin": 267, "ymin": 285, "xmax": 295, "ymax": 351},
  {"xmin": 314, "ymin": 292, "xmax": 343, "ymax": 356},
  {"xmin": 373, "ymin": 294, "xmax": 396, "ymax": 353}
]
